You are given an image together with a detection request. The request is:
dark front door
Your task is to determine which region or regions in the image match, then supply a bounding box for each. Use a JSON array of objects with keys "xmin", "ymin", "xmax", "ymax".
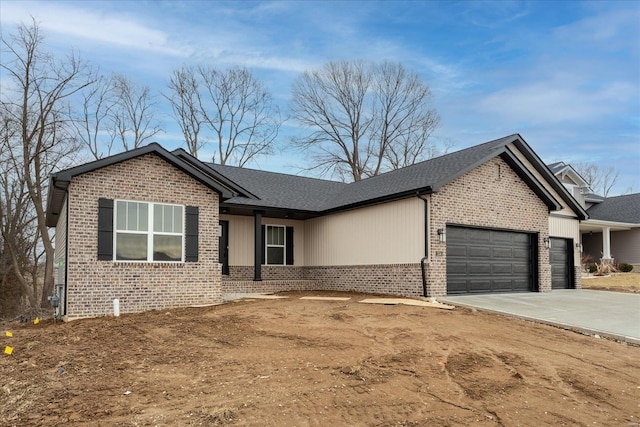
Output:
[
  {"xmin": 550, "ymin": 237, "xmax": 573, "ymax": 289},
  {"xmin": 446, "ymin": 226, "xmax": 534, "ymax": 294},
  {"xmin": 219, "ymin": 220, "xmax": 229, "ymax": 275}
]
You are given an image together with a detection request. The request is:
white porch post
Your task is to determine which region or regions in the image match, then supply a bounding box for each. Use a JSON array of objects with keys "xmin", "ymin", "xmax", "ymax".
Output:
[{"xmin": 601, "ymin": 226, "xmax": 612, "ymax": 261}]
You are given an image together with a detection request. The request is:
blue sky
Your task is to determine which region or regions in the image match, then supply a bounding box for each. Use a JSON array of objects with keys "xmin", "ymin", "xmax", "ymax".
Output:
[{"xmin": 1, "ymin": 0, "xmax": 639, "ymax": 194}]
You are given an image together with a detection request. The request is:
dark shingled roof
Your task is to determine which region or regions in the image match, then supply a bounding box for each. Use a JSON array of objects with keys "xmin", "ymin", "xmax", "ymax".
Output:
[
  {"xmin": 323, "ymin": 135, "xmax": 514, "ymax": 210},
  {"xmin": 207, "ymin": 163, "xmax": 346, "ymax": 212},
  {"xmin": 210, "ymin": 134, "xmax": 515, "ymax": 212},
  {"xmin": 207, "ymin": 134, "xmax": 580, "ymax": 217},
  {"xmin": 586, "ymin": 193, "xmax": 640, "ymax": 224}
]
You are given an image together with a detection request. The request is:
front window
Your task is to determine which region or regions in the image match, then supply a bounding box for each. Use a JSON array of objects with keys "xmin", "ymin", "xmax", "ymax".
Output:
[
  {"xmin": 266, "ymin": 225, "xmax": 285, "ymax": 265},
  {"xmin": 115, "ymin": 201, "xmax": 184, "ymax": 262}
]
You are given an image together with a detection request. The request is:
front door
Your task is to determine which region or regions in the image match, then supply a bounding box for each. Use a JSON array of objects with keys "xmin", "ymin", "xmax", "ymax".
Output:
[{"xmin": 219, "ymin": 220, "xmax": 229, "ymax": 275}]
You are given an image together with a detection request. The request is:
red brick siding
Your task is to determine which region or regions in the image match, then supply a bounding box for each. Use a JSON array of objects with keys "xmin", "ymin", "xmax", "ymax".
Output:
[{"xmin": 64, "ymin": 153, "xmax": 221, "ymax": 319}]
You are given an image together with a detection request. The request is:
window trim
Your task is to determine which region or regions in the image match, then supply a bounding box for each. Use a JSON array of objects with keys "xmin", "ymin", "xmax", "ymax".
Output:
[
  {"xmin": 265, "ymin": 224, "xmax": 286, "ymax": 266},
  {"xmin": 113, "ymin": 200, "xmax": 185, "ymax": 263}
]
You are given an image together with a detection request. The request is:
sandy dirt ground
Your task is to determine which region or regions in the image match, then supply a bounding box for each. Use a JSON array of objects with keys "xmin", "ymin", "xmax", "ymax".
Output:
[
  {"xmin": 582, "ymin": 272, "xmax": 640, "ymax": 293},
  {"xmin": 1, "ymin": 291, "xmax": 639, "ymax": 426}
]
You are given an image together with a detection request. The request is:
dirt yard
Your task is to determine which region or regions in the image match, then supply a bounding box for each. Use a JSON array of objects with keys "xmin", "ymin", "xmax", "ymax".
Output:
[
  {"xmin": 2, "ymin": 291, "xmax": 639, "ymax": 426},
  {"xmin": 582, "ymin": 272, "xmax": 640, "ymax": 293}
]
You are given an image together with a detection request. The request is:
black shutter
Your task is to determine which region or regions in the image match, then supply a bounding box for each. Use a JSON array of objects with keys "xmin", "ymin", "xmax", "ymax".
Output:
[
  {"xmin": 286, "ymin": 226, "xmax": 294, "ymax": 265},
  {"xmin": 97, "ymin": 198, "xmax": 114, "ymax": 260},
  {"xmin": 261, "ymin": 225, "xmax": 266, "ymax": 265},
  {"xmin": 185, "ymin": 206, "xmax": 199, "ymax": 262}
]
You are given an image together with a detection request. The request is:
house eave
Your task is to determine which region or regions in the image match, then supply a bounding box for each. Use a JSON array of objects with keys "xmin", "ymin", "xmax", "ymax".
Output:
[
  {"xmin": 580, "ymin": 219, "xmax": 639, "ymax": 232},
  {"xmin": 46, "ymin": 143, "xmax": 239, "ymax": 227},
  {"xmin": 508, "ymin": 136, "xmax": 589, "ymax": 220}
]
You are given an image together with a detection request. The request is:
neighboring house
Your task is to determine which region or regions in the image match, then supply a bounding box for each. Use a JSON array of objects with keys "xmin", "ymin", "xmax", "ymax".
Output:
[
  {"xmin": 547, "ymin": 162, "xmax": 640, "ymax": 270},
  {"xmin": 47, "ymin": 134, "xmax": 587, "ymax": 320},
  {"xmin": 582, "ymin": 194, "xmax": 640, "ymax": 269}
]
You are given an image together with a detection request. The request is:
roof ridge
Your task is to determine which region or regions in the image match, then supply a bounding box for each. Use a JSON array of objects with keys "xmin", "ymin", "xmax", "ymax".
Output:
[
  {"xmin": 346, "ymin": 133, "xmax": 517, "ymax": 185},
  {"xmin": 207, "ymin": 162, "xmax": 347, "ymax": 185}
]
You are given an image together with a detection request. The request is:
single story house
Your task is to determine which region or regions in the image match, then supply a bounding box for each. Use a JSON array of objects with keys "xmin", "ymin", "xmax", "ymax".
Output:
[
  {"xmin": 46, "ymin": 134, "xmax": 587, "ymax": 320},
  {"xmin": 548, "ymin": 162, "xmax": 640, "ymax": 270}
]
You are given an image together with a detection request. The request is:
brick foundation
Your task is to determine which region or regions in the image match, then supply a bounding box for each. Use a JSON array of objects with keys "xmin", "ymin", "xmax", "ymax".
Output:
[
  {"xmin": 305, "ymin": 263, "xmax": 424, "ymax": 297},
  {"xmin": 223, "ymin": 265, "xmax": 305, "ymax": 281},
  {"xmin": 222, "ymin": 280, "xmax": 317, "ymax": 294},
  {"xmin": 223, "ymin": 263, "xmax": 424, "ymax": 297}
]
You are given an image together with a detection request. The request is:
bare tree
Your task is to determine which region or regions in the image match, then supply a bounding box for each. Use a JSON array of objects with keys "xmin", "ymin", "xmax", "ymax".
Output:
[
  {"xmin": 75, "ymin": 74, "xmax": 117, "ymax": 159},
  {"xmin": 76, "ymin": 74, "xmax": 163, "ymax": 159},
  {"xmin": 290, "ymin": 60, "xmax": 441, "ymax": 182},
  {"xmin": 573, "ymin": 162, "xmax": 620, "ymax": 197},
  {"xmin": 110, "ymin": 75, "xmax": 162, "ymax": 152},
  {"xmin": 165, "ymin": 65, "xmax": 281, "ymax": 166},
  {"xmin": 0, "ymin": 19, "xmax": 93, "ymax": 310},
  {"xmin": 165, "ymin": 66, "xmax": 204, "ymax": 157}
]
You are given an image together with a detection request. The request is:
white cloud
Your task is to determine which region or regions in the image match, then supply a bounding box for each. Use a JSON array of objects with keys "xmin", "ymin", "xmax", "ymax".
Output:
[
  {"xmin": 1, "ymin": 1, "xmax": 189, "ymax": 56},
  {"xmin": 553, "ymin": 6, "xmax": 640, "ymax": 47},
  {"xmin": 477, "ymin": 80, "xmax": 637, "ymax": 124}
]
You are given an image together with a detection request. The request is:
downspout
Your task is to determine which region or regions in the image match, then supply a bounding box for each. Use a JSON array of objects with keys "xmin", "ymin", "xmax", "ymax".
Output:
[{"xmin": 416, "ymin": 192, "xmax": 429, "ymax": 298}]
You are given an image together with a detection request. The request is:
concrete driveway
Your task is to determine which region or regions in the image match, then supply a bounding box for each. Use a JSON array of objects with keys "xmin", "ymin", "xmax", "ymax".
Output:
[{"xmin": 442, "ymin": 289, "xmax": 640, "ymax": 344}]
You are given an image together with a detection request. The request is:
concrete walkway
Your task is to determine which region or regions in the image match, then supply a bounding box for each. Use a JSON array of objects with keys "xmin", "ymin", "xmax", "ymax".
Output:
[{"xmin": 442, "ymin": 289, "xmax": 640, "ymax": 344}]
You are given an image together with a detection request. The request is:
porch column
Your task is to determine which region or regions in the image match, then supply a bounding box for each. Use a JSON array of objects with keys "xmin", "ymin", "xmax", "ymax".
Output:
[
  {"xmin": 602, "ymin": 226, "xmax": 612, "ymax": 261},
  {"xmin": 254, "ymin": 210, "xmax": 263, "ymax": 281}
]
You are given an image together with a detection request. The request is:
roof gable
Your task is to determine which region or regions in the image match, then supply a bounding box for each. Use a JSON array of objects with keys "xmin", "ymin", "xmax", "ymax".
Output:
[
  {"xmin": 46, "ymin": 143, "xmax": 242, "ymax": 227},
  {"xmin": 547, "ymin": 161, "xmax": 590, "ymax": 188}
]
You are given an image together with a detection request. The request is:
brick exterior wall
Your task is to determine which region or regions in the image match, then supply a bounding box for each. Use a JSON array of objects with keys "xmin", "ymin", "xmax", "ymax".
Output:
[
  {"xmin": 223, "ymin": 265, "xmax": 305, "ymax": 281},
  {"xmin": 221, "ymin": 280, "xmax": 317, "ymax": 294},
  {"xmin": 305, "ymin": 264, "xmax": 424, "ymax": 297},
  {"xmin": 222, "ymin": 264, "xmax": 423, "ymax": 297},
  {"xmin": 63, "ymin": 153, "xmax": 222, "ymax": 319},
  {"xmin": 574, "ymin": 266, "xmax": 582, "ymax": 290},
  {"xmin": 427, "ymin": 156, "xmax": 552, "ymax": 296}
]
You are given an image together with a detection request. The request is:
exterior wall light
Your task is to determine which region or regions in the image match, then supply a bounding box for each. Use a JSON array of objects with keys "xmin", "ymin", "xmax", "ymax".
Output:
[
  {"xmin": 543, "ymin": 237, "xmax": 550, "ymax": 249},
  {"xmin": 576, "ymin": 242, "xmax": 583, "ymax": 252},
  {"xmin": 437, "ymin": 228, "xmax": 446, "ymax": 243}
]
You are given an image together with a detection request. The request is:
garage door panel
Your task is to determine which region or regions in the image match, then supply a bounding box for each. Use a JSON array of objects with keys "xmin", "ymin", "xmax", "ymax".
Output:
[
  {"xmin": 492, "ymin": 263, "xmax": 513, "ymax": 274},
  {"xmin": 467, "ymin": 229, "xmax": 491, "ymax": 243},
  {"xmin": 447, "ymin": 279, "xmax": 469, "ymax": 293},
  {"xmin": 513, "ymin": 248, "xmax": 530, "ymax": 260},
  {"xmin": 447, "ymin": 261, "xmax": 469, "ymax": 275},
  {"xmin": 469, "ymin": 246, "xmax": 491, "ymax": 258},
  {"xmin": 468, "ymin": 263, "xmax": 492, "ymax": 274},
  {"xmin": 469, "ymin": 279, "xmax": 492, "ymax": 292},
  {"xmin": 492, "ymin": 247, "xmax": 513, "ymax": 259},
  {"xmin": 492, "ymin": 232, "xmax": 514, "ymax": 243},
  {"xmin": 448, "ymin": 246, "xmax": 468, "ymax": 257},
  {"xmin": 512, "ymin": 263, "xmax": 530, "ymax": 275},
  {"xmin": 492, "ymin": 279, "xmax": 516, "ymax": 291},
  {"xmin": 447, "ymin": 226, "xmax": 533, "ymax": 295}
]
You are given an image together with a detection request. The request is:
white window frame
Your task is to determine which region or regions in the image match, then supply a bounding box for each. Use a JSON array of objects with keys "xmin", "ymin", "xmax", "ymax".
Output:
[
  {"xmin": 114, "ymin": 200, "xmax": 185, "ymax": 262},
  {"xmin": 265, "ymin": 224, "xmax": 286, "ymax": 266}
]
